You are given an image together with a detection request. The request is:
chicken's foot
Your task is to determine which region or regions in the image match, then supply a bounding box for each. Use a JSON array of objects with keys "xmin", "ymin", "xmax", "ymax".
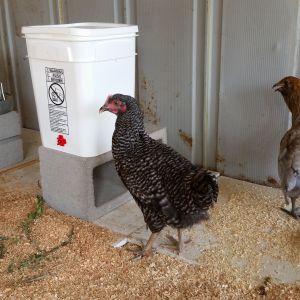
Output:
[{"xmin": 129, "ymin": 232, "xmax": 159, "ymax": 260}]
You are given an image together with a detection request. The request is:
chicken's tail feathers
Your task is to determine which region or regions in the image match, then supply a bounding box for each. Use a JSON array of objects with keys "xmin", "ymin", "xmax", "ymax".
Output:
[{"xmin": 190, "ymin": 169, "xmax": 219, "ymax": 208}]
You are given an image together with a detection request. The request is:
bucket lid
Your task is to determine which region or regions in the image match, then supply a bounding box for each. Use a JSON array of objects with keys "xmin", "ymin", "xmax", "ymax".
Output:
[{"xmin": 22, "ymin": 22, "xmax": 138, "ymax": 38}]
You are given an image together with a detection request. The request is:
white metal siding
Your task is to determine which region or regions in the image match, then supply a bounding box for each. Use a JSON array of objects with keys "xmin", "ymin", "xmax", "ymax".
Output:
[
  {"xmin": 10, "ymin": 0, "xmax": 54, "ymax": 129},
  {"xmin": 137, "ymin": 0, "xmax": 196, "ymax": 159},
  {"xmin": 0, "ymin": 4, "xmax": 10, "ymax": 95},
  {"xmin": 65, "ymin": 0, "xmax": 115, "ymax": 23},
  {"xmin": 1, "ymin": 0, "xmax": 300, "ymax": 184},
  {"xmin": 217, "ymin": 0, "xmax": 299, "ymax": 183}
]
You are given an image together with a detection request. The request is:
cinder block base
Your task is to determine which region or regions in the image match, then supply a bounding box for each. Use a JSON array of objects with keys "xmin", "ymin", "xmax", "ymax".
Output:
[
  {"xmin": 0, "ymin": 136, "xmax": 23, "ymax": 169},
  {"xmin": 0, "ymin": 111, "xmax": 21, "ymax": 140},
  {"xmin": 39, "ymin": 126, "xmax": 167, "ymax": 221}
]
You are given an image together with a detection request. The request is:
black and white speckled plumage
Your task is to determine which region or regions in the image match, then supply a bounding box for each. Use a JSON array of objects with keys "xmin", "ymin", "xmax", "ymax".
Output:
[{"xmin": 110, "ymin": 94, "xmax": 218, "ymax": 234}]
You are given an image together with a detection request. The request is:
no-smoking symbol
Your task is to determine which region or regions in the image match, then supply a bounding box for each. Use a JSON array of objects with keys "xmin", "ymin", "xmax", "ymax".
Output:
[{"xmin": 48, "ymin": 83, "xmax": 65, "ymax": 105}]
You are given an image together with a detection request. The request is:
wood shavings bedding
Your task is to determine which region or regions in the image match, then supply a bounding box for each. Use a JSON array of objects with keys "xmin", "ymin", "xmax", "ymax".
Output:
[{"xmin": 0, "ymin": 176, "xmax": 299, "ymax": 299}]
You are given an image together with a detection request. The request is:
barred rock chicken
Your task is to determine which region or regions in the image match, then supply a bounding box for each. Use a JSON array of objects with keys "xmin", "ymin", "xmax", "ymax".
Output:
[
  {"xmin": 99, "ymin": 94, "xmax": 218, "ymax": 257},
  {"xmin": 273, "ymin": 76, "xmax": 300, "ymax": 219}
]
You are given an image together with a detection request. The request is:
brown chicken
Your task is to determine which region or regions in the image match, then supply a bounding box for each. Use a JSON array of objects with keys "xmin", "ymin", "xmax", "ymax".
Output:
[{"xmin": 273, "ymin": 76, "xmax": 300, "ymax": 218}]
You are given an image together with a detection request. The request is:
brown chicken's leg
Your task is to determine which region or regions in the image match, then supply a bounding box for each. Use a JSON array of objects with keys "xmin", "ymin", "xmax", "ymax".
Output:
[
  {"xmin": 281, "ymin": 196, "xmax": 300, "ymax": 219},
  {"xmin": 291, "ymin": 197, "xmax": 300, "ymax": 219},
  {"xmin": 284, "ymin": 192, "xmax": 289, "ymax": 205}
]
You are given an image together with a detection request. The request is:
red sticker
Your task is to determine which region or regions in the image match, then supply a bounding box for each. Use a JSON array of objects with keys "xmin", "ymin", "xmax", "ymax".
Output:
[{"xmin": 57, "ymin": 134, "xmax": 67, "ymax": 147}]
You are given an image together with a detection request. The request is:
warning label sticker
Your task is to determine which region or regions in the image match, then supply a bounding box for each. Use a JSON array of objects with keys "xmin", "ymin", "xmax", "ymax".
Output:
[{"xmin": 45, "ymin": 67, "xmax": 69, "ymax": 135}]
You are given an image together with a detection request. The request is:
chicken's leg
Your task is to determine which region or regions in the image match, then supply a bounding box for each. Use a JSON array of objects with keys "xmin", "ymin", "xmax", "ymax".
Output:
[
  {"xmin": 291, "ymin": 197, "xmax": 300, "ymax": 219},
  {"xmin": 177, "ymin": 229, "xmax": 183, "ymax": 253},
  {"xmin": 281, "ymin": 196, "xmax": 300, "ymax": 219},
  {"xmin": 130, "ymin": 232, "xmax": 159, "ymax": 260},
  {"xmin": 143, "ymin": 232, "xmax": 159, "ymax": 256},
  {"xmin": 165, "ymin": 229, "xmax": 185, "ymax": 254},
  {"xmin": 284, "ymin": 192, "xmax": 290, "ymax": 205}
]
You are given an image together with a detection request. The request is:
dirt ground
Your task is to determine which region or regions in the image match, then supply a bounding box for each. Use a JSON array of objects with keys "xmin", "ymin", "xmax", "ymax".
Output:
[{"xmin": 0, "ymin": 163, "xmax": 300, "ymax": 299}]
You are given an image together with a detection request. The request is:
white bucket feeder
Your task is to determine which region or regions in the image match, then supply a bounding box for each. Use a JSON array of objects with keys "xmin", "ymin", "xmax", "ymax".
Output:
[{"xmin": 22, "ymin": 23, "xmax": 138, "ymax": 157}]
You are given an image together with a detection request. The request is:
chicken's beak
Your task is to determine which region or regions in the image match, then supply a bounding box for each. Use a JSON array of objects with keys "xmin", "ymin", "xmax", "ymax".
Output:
[
  {"xmin": 272, "ymin": 82, "xmax": 284, "ymax": 92},
  {"xmin": 99, "ymin": 95, "xmax": 112, "ymax": 113},
  {"xmin": 99, "ymin": 105, "xmax": 108, "ymax": 113}
]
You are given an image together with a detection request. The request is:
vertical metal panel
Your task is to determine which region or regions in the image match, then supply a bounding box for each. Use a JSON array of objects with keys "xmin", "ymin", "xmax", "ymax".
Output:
[
  {"xmin": 56, "ymin": 0, "xmax": 66, "ymax": 24},
  {"xmin": 113, "ymin": 0, "xmax": 125, "ymax": 24},
  {"xmin": 205, "ymin": 0, "xmax": 223, "ymax": 170},
  {"xmin": 293, "ymin": 0, "xmax": 300, "ymax": 77},
  {"xmin": 2, "ymin": 0, "xmax": 23, "ymax": 115},
  {"xmin": 10, "ymin": 0, "xmax": 53, "ymax": 129},
  {"xmin": 0, "ymin": 3, "xmax": 11, "ymax": 96},
  {"xmin": 48, "ymin": 0, "xmax": 58, "ymax": 24},
  {"xmin": 217, "ymin": 0, "xmax": 299, "ymax": 183},
  {"xmin": 65, "ymin": 0, "xmax": 114, "ymax": 23},
  {"xmin": 201, "ymin": 0, "xmax": 214, "ymax": 168},
  {"xmin": 191, "ymin": 0, "xmax": 205, "ymax": 165},
  {"xmin": 125, "ymin": 0, "xmax": 136, "ymax": 25},
  {"xmin": 192, "ymin": 0, "xmax": 222, "ymax": 169},
  {"xmin": 136, "ymin": 0, "xmax": 199, "ymax": 159}
]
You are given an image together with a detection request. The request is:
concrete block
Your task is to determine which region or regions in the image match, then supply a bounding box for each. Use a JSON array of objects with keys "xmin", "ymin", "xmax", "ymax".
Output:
[
  {"xmin": 39, "ymin": 125, "xmax": 167, "ymax": 221},
  {"xmin": 0, "ymin": 136, "xmax": 23, "ymax": 169},
  {"xmin": 39, "ymin": 146, "xmax": 132, "ymax": 221},
  {"xmin": 0, "ymin": 111, "xmax": 21, "ymax": 140}
]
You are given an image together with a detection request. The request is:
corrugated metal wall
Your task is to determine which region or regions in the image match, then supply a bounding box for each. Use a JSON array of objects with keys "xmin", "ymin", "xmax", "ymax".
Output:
[
  {"xmin": 0, "ymin": 3, "xmax": 11, "ymax": 95},
  {"xmin": 10, "ymin": 0, "xmax": 54, "ymax": 129},
  {"xmin": 137, "ymin": 0, "xmax": 196, "ymax": 159},
  {"xmin": 65, "ymin": 0, "xmax": 114, "ymax": 23},
  {"xmin": 0, "ymin": 0, "xmax": 299, "ymax": 184},
  {"xmin": 217, "ymin": 0, "xmax": 300, "ymax": 184}
]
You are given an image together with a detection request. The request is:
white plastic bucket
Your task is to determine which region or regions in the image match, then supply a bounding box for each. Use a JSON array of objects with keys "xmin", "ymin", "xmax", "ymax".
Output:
[{"xmin": 22, "ymin": 23, "xmax": 138, "ymax": 157}]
